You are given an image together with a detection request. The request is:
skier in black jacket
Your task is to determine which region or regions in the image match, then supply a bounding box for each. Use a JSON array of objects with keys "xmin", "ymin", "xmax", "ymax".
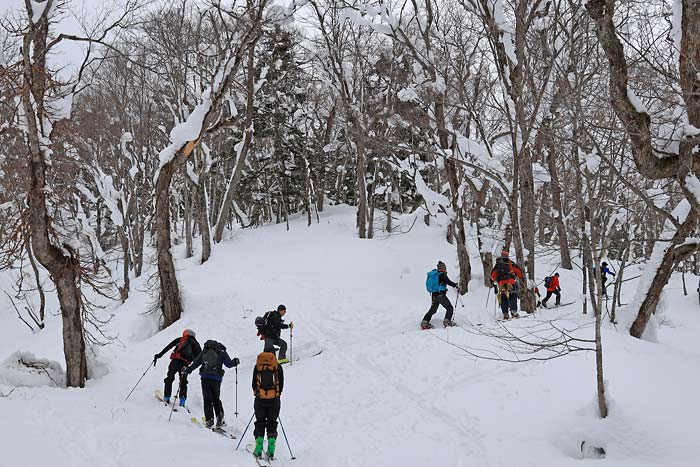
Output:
[
  {"xmin": 153, "ymin": 329, "xmax": 201, "ymax": 406},
  {"xmin": 422, "ymin": 261, "xmax": 459, "ymax": 329},
  {"xmin": 184, "ymin": 339, "xmax": 239, "ymax": 428},
  {"xmin": 262, "ymin": 305, "xmax": 292, "ymax": 364}
]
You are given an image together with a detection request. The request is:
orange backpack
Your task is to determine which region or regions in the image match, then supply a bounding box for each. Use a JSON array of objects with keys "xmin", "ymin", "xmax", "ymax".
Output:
[{"xmin": 254, "ymin": 352, "xmax": 279, "ymax": 399}]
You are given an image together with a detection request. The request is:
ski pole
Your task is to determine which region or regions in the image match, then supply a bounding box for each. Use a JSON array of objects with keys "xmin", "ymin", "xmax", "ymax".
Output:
[
  {"xmin": 278, "ymin": 416, "xmax": 296, "ymax": 460},
  {"xmin": 235, "ymin": 413, "xmax": 255, "ymax": 451},
  {"xmin": 235, "ymin": 366, "xmax": 239, "ymax": 418},
  {"xmin": 124, "ymin": 361, "xmax": 153, "ymax": 401},
  {"xmin": 289, "ymin": 324, "xmax": 293, "ymax": 366},
  {"xmin": 168, "ymin": 375, "xmax": 184, "ymax": 422}
]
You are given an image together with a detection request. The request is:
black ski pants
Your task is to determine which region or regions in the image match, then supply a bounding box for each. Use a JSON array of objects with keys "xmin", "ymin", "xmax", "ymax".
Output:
[
  {"xmin": 201, "ymin": 378, "xmax": 224, "ymax": 426},
  {"xmin": 423, "ymin": 292, "xmax": 453, "ymax": 323},
  {"xmin": 542, "ymin": 289, "xmax": 561, "ymax": 306},
  {"xmin": 264, "ymin": 336, "xmax": 288, "ymax": 360},
  {"xmin": 602, "ymin": 276, "xmax": 609, "ymax": 297},
  {"xmin": 164, "ymin": 359, "xmax": 188, "ymax": 399},
  {"xmin": 254, "ymin": 397, "xmax": 280, "ymax": 439}
]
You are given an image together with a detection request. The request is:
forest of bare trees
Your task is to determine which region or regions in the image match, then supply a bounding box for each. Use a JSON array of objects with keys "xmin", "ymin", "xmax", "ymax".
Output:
[{"xmin": 0, "ymin": 0, "xmax": 698, "ymax": 415}]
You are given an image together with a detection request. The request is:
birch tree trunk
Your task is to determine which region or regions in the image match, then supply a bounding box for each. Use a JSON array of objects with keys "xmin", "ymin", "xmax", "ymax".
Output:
[{"xmin": 213, "ymin": 45, "xmax": 257, "ymax": 243}]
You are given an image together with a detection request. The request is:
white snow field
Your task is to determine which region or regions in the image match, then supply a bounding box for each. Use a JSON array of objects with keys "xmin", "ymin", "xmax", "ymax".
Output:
[{"xmin": 1, "ymin": 205, "xmax": 699, "ymax": 467}]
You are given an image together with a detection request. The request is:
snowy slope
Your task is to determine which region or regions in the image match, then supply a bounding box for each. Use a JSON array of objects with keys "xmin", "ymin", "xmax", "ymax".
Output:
[{"xmin": 1, "ymin": 205, "xmax": 699, "ymax": 467}]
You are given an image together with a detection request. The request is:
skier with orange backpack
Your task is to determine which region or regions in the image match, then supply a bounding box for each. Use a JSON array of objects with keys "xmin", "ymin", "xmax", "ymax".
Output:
[
  {"xmin": 153, "ymin": 329, "xmax": 201, "ymax": 406},
  {"xmin": 490, "ymin": 251, "xmax": 524, "ymax": 320},
  {"xmin": 251, "ymin": 346, "xmax": 285, "ymax": 459}
]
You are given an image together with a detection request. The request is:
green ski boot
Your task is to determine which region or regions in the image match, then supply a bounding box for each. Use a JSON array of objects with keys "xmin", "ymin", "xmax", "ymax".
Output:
[
  {"xmin": 253, "ymin": 437, "xmax": 264, "ymax": 457},
  {"xmin": 266, "ymin": 437, "xmax": 277, "ymax": 459}
]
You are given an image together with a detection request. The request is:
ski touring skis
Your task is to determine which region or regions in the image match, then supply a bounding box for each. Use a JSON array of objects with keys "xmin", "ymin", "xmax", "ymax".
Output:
[
  {"xmin": 154, "ymin": 389, "xmax": 178, "ymax": 412},
  {"xmin": 191, "ymin": 417, "xmax": 237, "ymax": 439},
  {"xmin": 290, "ymin": 349, "xmax": 323, "ymax": 363},
  {"xmin": 541, "ymin": 301, "xmax": 576, "ymax": 309},
  {"xmin": 245, "ymin": 444, "xmax": 272, "ymax": 467}
]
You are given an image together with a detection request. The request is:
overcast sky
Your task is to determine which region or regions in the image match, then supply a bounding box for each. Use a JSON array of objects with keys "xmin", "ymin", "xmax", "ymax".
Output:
[{"xmin": 1, "ymin": 0, "xmax": 157, "ymax": 80}]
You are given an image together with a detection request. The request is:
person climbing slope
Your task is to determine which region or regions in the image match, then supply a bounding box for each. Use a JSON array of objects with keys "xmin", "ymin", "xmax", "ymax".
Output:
[
  {"xmin": 600, "ymin": 262, "xmax": 616, "ymax": 298},
  {"xmin": 251, "ymin": 347, "xmax": 285, "ymax": 459},
  {"xmin": 422, "ymin": 261, "xmax": 459, "ymax": 329},
  {"xmin": 183, "ymin": 339, "xmax": 239, "ymax": 428},
  {"xmin": 153, "ymin": 329, "xmax": 201, "ymax": 407},
  {"xmin": 490, "ymin": 251, "xmax": 524, "ymax": 320},
  {"xmin": 541, "ymin": 272, "xmax": 561, "ymax": 308},
  {"xmin": 257, "ymin": 305, "xmax": 292, "ymax": 364}
]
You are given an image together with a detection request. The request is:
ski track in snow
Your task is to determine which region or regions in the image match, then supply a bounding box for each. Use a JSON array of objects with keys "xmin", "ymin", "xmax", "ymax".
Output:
[{"xmin": 1, "ymin": 205, "xmax": 699, "ymax": 466}]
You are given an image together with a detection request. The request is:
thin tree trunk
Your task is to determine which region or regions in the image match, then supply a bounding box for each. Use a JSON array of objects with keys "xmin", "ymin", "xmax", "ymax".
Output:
[
  {"xmin": 595, "ymin": 290, "xmax": 608, "ymax": 418},
  {"xmin": 119, "ymin": 227, "xmax": 130, "ymax": 302},
  {"xmin": 184, "ymin": 176, "xmax": 193, "ymax": 259},
  {"xmin": 544, "ymin": 119, "xmax": 573, "ymax": 269},
  {"xmin": 26, "ymin": 239, "xmax": 46, "ymax": 326},
  {"xmin": 198, "ymin": 179, "xmax": 212, "ymax": 264},
  {"xmin": 213, "ymin": 45, "xmax": 257, "ymax": 244},
  {"xmin": 354, "ymin": 117, "xmax": 368, "ymax": 238}
]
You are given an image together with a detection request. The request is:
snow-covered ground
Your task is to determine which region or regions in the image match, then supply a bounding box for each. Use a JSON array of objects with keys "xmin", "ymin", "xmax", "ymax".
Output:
[{"xmin": 1, "ymin": 205, "xmax": 698, "ymax": 467}]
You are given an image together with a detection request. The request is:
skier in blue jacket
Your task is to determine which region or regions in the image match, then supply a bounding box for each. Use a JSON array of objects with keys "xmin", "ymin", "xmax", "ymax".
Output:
[
  {"xmin": 600, "ymin": 262, "xmax": 615, "ymax": 297},
  {"xmin": 184, "ymin": 340, "xmax": 239, "ymax": 428}
]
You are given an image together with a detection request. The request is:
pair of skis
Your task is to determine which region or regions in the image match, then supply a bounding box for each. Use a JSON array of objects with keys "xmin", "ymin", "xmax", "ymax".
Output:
[
  {"xmin": 190, "ymin": 416, "xmax": 237, "ymax": 439},
  {"xmin": 155, "ymin": 390, "xmax": 236, "ymax": 439},
  {"xmin": 154, "ymin": 389, "xmax": 190, "ymax": 413},
  {"xmin": 245, "ymin": 444, "xmax": 275, "ymax": 466}
]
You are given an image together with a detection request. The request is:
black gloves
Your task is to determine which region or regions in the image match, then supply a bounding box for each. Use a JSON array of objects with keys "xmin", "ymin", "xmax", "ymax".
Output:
[
  {"xmin": 153, "ymin": 354, "xmax": 159, "ymax": 366},
  {"xmin": 493, "ymin": 284, "xmax": 498, "ymax": 295},
  {"xmin": 232, "ymin": 358, "xmax": 240, "ymax": 367}
]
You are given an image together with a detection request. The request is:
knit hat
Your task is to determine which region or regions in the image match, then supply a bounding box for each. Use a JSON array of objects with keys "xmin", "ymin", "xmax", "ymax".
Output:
[
  {"xmin": 183, "ymin": 329, "xmax": 195, "ymax": 338},
  {"xmin": 437, "ymin": 261, "xmax": 446, "ymax": 272},
  {"xmin": 501, "ymin": 250, "xmax": 509, "ymax": 257},
  {"xmin": 277, "ymin": 304, "xmax": 286, "ymax": 312}
]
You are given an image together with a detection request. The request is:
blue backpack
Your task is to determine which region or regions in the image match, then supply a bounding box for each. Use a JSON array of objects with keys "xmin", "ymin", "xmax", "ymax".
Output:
[
  {"xmin": 426, "ymin": 269, "xmax": 445, "ymax": 293},
  {"xmin": 544, "ymin": 276, "xmax": 552, "ymax": 286}
]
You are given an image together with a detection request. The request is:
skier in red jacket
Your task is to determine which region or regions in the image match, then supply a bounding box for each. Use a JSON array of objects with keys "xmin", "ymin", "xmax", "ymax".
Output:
[{"xmin": 541, "ymin": 272, "xmax": 561, "ymax": 307}]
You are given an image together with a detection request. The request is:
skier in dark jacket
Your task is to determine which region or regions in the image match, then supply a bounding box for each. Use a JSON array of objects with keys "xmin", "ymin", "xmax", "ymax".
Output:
[
  {"xmin": 183, "ymin": 339, "xmax": 239, "ymax": 428},
  {"xmin": 422, "ymin": 261, "xmax": 459, "ymax": 329},
  {"xmin": 252, "ymin": 346, "xmax": 285, "ymax": 459},
  {"xmin": 490, "ymin": 251, "xmax": 524, "ymax": 320},
  {"xmin": 261, "ymin": 305, "xmax": 292, "ymax": 364},
  {"xmin": 600, "ymin": 262, "xmax": 615, "ymax": 297},
  {"xmin": 153, "ymin": 329, "xmax": 201, "ymax": 406}
]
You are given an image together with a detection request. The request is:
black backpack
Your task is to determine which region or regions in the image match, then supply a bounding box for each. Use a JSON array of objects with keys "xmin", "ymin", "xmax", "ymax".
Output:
[
  {"xmin": 255, "ymin": 311, "xmax": 272, "ymax": 337},
  {"xmin": 200, "ymin": 340, "xmax": 225, "ymax": 376},
  {"xmin": 495, "ymin": 259, "xmax": 514, "ymax": 281}
]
